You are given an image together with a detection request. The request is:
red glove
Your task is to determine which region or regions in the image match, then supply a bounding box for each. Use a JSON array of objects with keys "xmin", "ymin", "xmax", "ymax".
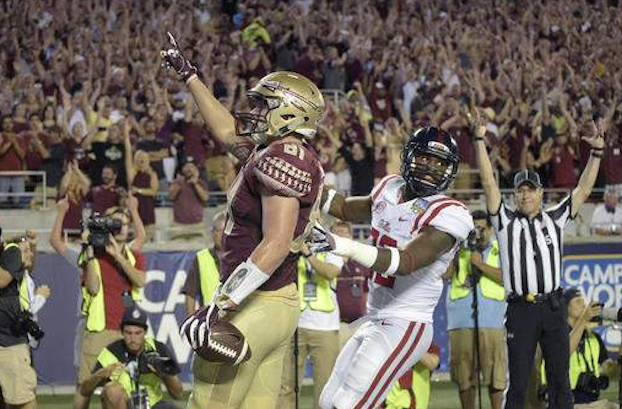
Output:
[{"xmin": 160, "ymin": 32, "xmax": 199, "ymax": 82}]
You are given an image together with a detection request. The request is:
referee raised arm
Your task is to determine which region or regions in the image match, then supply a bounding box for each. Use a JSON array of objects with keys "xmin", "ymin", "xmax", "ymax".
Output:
[{"xmin": 470, "ymin": 110, "xmax": 605, "ymax": 409}]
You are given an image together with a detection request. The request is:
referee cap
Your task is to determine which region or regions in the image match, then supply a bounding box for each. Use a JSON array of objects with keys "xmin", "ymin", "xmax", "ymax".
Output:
[{"xmin": 514, "ymin": 169, "xmax": 542, "ymax": 189}]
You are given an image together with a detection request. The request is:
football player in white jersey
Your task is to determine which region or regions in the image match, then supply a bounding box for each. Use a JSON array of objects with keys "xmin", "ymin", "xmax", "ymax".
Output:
[{"xmin": 309, "ymin": 126, "xmax": 474, "ymax": 409}]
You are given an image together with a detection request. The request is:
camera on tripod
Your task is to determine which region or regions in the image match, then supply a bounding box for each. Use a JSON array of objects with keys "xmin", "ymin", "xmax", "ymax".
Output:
[
  {"xmin": 13, "ymin": 310, "xmax": 44, "ymax": 341},
  {"xmin": 86, "ymin": 214, "xmax": 123, "ymax": 249}
]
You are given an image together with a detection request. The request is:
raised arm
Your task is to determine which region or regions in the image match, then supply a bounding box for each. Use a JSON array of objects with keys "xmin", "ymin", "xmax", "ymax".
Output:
[
  {"xmin": 161, "ymin": 33, "xmax": 252, "ymax": 162},
  {"xmin": 123, "ymin": 120, "xmax": 135, "ymax": 185},
  {"xmin": 469, "ymin": 108, "xmax": 502, "ymax": 214},
  {"xmin": 49, "ymin": 196, "xmax": 70, "ymax": 255},
  {"xmin": 571, "ymin": 121, "xmax": 605, "ymax": 218}
]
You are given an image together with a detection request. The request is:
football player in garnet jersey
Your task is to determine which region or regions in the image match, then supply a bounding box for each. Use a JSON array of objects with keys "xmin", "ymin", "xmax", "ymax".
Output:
[
  {"xmin": 161, "ymin": 34, "xmax": 325, "ymax": 408},
  {"xmin": 308, "ymin": 126, "xmax": 474, "ymax": 409}
]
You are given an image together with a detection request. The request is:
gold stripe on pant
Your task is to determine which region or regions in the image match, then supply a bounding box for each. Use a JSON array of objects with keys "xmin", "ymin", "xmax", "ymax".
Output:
[{"xmin": 188, "ymin": 283, "xmax": 299, "ymax": 409}]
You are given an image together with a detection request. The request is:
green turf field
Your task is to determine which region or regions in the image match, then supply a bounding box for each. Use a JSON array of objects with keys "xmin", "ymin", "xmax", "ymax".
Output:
[{"xmin": 32, "ymin": 380, "xmax": 622, "ymax": 408}]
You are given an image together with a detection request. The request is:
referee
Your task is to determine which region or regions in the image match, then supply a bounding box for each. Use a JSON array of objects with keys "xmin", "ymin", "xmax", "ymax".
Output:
[{"xmin": 471, "ymin": 111, "xmax": 605, "ymax": 409}]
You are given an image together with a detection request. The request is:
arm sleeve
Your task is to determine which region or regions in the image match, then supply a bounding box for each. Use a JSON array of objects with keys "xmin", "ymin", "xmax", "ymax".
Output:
[
  {"xmin": 490, "ymin": 201, "xmax": 514, "ymax": 232},
  {"xmin": 251, "ymin": 143, "xmax": 319, "ymax": 200},
  {"xmin": 425, "ymin": 205, "xmax": 474, "ymax": 243},
  {"xmin": 546, "ymin": 195, "xmax": 574, "ymax": 227}
]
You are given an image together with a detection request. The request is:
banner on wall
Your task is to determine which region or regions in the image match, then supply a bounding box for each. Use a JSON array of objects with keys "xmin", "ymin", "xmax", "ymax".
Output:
[
  {"xmin": 33, "ymin": 251, "xmax": 199, "ymax": 385},
  {"xmin": 30, "ymin": 242, "xmax": 622, "ymax": 385},
  {"xmin": 560, "ymin": 242, "xmax": 622, "ymax": 350}
]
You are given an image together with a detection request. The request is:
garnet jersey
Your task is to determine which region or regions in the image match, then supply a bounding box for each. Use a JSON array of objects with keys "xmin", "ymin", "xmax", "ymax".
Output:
[
  {"xmin": 367, "ymin": 174, "xmax": 473, "ymax": 323},
  {"xmin": 220, "ymin": 140, "xmax": 324, "ymax": 290}
]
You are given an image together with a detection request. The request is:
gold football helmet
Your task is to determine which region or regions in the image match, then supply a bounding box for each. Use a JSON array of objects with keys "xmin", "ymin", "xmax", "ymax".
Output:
[{"xmin": 234, "ymin": 71, "xmax": 325, "ymax": 144}]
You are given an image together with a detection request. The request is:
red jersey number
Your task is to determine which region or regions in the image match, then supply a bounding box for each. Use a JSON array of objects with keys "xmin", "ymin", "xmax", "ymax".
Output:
[{"xmin": 370, "ymin": 228, "xmax": 396, "ymax": 288}]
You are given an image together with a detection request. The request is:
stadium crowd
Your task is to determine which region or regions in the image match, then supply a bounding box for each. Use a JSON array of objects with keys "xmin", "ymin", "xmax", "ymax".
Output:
[{"xmin": 1, "ymin": 0, "xmax": 622, "ymax": 216}]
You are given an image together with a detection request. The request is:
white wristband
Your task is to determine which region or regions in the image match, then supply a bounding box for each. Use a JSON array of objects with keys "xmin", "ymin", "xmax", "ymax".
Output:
[
  {"xmin": 332, "ymin": 235, "xmax": 379, "ymax": 268},
  {"xmin": 386, "ymin": 248, "xmax": 401, "ymax": 276},
  {"xmin": 321, "ymin": 189, "xmax": 337, "ymax": 214},
  {"xmin": 221, "ymin": 259, "xmax": 270, "ymax": 305}
]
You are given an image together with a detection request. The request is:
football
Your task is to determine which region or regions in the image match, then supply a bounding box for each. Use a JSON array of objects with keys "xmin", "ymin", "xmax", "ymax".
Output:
[{"xmin": 195, "ymin": 321, "xmax": 251, "ymax": 366}]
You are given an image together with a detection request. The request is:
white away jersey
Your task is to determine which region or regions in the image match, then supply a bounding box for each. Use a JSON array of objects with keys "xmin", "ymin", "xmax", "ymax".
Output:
[{"xmin": 366, "ymin": 174, "xmax": 474, "ymax": 323}]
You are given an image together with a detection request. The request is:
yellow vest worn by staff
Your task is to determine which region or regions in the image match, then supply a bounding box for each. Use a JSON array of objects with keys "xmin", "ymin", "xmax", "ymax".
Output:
[
  {"xmin": 19, "ymin": 270, "xmax": 31, "ymax": 311},
  {"xmin": 541, "ymin": 330, "xmax": 602, "ymax": 389},
  {"xmin": 297, "ymin": 253, "xmax": 335, "ymax": 312},
  {"xmin": 450, "ymin": 241, "xmax": 504, "ymax": 301},
  {"xmin": 96, "ymin": 337, "xmax": 164, "ymax": 406},
  {"xmin": 195, "ymin": 248, "xmax": 220, "ymax": 305},
  {"xmin": 384, "ymin": 361, "xmax": 432, "ymax": 409},
  {"xmin": 81, "ymin": 247, "xmax": 142, "ymax": 332}
]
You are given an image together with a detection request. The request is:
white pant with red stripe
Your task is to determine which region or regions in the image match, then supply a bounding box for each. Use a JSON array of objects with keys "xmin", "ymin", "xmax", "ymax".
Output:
[{"xmin": 319, "ymin": 317, "xmax": 432, "ymax": 409}]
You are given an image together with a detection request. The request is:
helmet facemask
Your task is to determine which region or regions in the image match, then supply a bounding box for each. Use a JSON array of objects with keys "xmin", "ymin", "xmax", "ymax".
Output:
[
  {"xmin": 401, "ymin": 151, "xmax": 457, "ymax": 197},
  {"xmin": 234, "ymin": 93, "xmax": 281, "ymax": 145}
]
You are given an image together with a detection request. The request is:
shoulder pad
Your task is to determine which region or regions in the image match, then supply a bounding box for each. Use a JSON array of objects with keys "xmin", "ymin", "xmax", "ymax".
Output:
[{"xmin": 252, "ymin": 142, "xmax": 318, "ymax": 197}]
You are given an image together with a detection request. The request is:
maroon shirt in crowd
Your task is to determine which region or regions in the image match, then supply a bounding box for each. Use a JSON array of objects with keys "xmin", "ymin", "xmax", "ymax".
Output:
[
  {"xmin": 550, "ymin": 146, "xmax": 577, "ymax": 189},
  {"xmin": 178, "ymin": 121, "xmax": 208, "ymax": 167},
  {"xmin": 0, "ymin": 133, "xmax": 27, "ymax": 171},
  {"xmin": 172, "ymin": 179, "xmax": 208, "ymax": 224},
  {"xmin": 62, "ymin": 196, "xmax": 86, "ymax": 233},
  {"xmin": 132, "ymin": 171, "xmax": 155, "ymax": 226},
  {"xmin": 220, "ymin": 140, "xmax": 324, "ymax": 291},
  {"xmin": 90, "ymin": 185, "xmax": 123, "ymax": 214}
]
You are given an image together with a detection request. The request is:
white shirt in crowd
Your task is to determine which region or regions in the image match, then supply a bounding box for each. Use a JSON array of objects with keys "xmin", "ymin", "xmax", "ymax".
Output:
[{"xmin": 590, "ymin": 204, "xmax": 622, "ymax": 234}]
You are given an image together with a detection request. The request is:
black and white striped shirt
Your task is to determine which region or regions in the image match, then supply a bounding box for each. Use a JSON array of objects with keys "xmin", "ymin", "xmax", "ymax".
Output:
[{"xmin": 490, "ymin": 196, "xmax": 573, "ymax": 296}]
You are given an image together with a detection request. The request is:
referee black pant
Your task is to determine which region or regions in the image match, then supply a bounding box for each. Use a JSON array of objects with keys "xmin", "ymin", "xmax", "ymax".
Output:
[{"xmin": 504, "ymin": 293, "xmax": 573, "ymax": 409}]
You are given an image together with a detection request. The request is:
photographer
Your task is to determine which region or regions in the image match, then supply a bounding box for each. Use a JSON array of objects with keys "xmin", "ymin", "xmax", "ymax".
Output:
[
  {"xmin": 80, "ymin": 308, "xmax": 182, "ymax": 409},
  {"xmin": 0, "ymin": 232, "xmax": 38, "ymax": 409},
  {"xmin": 445, "ymin": 210, "xmax": 505, "ymax": 409},
  {"xmin": 11, "ymin": 231, "xmax": 50, "ymax": 349},
  {"xmin": 540, "ymin": 289, "xmax": 617, "ymax": 409},
  {"xmin": 75, "ymin": 204, "xmax": 147, "ymax": 409}
]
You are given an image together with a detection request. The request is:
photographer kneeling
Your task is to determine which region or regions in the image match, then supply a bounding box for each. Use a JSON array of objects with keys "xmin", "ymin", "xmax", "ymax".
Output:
[
  {"xmin": 541, "ymin": 289, "xmax": 617, "ymax": 409},
  {"xmin": 0, "ymin": 233, "xmax": 38, "ymax": 409},
  {"xmin": 80, "ymin": 308, "xmax": 183, "ymax": 409}
]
